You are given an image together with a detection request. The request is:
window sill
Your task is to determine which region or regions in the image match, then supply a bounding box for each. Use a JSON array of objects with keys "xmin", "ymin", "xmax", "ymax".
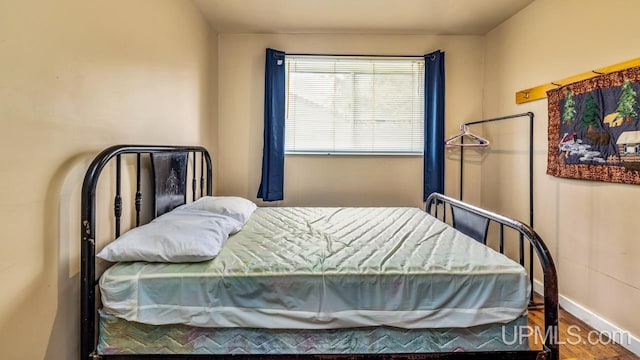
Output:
[{"xmin": 285, "ymin": 151, "xmax": 423, "ymax": 156}]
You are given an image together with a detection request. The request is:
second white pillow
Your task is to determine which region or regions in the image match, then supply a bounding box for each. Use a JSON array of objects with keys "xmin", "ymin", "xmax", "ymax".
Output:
[{"xmin": 183, "ymin": 196, "xmax": 257, "ymax": 226}]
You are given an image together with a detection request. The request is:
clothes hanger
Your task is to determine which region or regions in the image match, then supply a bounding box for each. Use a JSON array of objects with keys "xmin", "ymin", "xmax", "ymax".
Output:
[{"xmin": 444, "ymin": 124, "xmax": 490, "ymax": 147}]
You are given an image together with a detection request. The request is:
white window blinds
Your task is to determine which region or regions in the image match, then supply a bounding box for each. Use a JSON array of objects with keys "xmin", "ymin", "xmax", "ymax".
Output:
[{"xmin": 285, "ymin": 55, "xmax": 425, "ymax": 154}]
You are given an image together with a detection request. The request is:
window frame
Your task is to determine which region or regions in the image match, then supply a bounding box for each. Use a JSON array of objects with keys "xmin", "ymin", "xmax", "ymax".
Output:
[{"xmin": 284, "ymin": 54, "xmax": 425, "ymax": 156}]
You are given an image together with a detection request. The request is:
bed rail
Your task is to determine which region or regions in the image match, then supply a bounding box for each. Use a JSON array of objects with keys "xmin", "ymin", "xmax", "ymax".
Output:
[
  {"xmin": 81, "ymin": 145, "xmax": 213, "ymax": 360},
  {"xmin": 426, "ymin": 193, "xmax": 559, "ymax": 360}
]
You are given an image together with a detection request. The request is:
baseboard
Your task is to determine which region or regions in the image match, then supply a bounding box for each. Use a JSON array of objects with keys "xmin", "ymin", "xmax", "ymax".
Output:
[{"xmin": 533, "ymin": 280, "xmax": 640, "ymax": 356}]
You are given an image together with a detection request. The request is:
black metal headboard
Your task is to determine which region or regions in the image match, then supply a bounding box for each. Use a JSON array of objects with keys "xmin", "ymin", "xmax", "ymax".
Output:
[{"xmin": 80, "ymin": 145, "xmax": 212, "ymax": 360}]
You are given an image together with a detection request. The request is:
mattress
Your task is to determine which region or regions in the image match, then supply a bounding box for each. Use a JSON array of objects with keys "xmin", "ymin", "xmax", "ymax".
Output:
[
  {"xmin": 98, "ymin": 311, "xmax": 530, "ymax": 355},
  {"xmin": 100, "ymin": 207, "xmax": 530, "ymax": 329}
]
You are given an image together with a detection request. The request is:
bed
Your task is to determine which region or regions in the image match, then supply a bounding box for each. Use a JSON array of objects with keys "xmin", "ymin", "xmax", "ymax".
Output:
[{"xmin": 81, "ymin": 145, "xmax": 558, "ymax": 360}]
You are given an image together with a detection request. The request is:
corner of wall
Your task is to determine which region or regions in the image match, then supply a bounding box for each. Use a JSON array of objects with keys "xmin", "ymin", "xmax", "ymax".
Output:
[{"xmin": 209, "ymin": 30, "xmax": 220, "ymax": 194}]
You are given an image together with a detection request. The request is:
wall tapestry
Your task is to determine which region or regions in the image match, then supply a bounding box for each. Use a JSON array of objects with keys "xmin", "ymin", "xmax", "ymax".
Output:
[{"xmin": 547, "ymin": 66, "xmax": 640, "ymax": 184}]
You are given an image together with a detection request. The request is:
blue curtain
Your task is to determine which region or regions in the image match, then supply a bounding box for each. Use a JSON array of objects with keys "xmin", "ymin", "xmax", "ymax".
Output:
[
  {"xmin": 423, "ymin": 50, "xmax": 445, "ymax": 201},
  {"xmin": 257, "ymin": 48, "xmax": 286, "ymax": 201}
]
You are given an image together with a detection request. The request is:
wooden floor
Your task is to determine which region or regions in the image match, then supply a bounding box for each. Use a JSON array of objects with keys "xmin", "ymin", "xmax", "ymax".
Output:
[{"xmin": 528, "ymin": 301, "xmax": 638, "ymax": 359}]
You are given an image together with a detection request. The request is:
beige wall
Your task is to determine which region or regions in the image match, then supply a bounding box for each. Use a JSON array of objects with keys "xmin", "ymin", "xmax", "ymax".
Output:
[
  {"xmin": 0, "ymin": 0, "xmax": 214, "ymax": 359},
  {"xmin": 483, "ymin": 0, "xmax": 640, "ymax": 340},
  {"xmin": 217, "ymin": 34, "xmax": 485, "ymax": 207},
  {"xmin": 210, "ymin": 31, "xmax": 220, "ymax": 193},
  {"xmin": 8, "ymin": 0, "xmax": 639, "ymax": 357}
]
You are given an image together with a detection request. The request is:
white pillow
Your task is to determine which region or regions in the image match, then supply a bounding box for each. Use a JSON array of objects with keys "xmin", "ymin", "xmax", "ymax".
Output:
[
  {"xmin": 183, "ymin": 196, "xmax": 257, "ymax": 226},
  {"xmin": 97, "ymin": 208, "xmax": 243, "ymax": 263}
]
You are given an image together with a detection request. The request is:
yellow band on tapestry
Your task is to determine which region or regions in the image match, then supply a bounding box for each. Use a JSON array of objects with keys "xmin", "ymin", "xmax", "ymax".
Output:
[{"xmin": 515, "ymin": 57, "xmax": 640, "ymax": 104}]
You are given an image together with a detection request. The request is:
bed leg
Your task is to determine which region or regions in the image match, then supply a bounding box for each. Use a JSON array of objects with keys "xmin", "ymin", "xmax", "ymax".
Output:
[{"xmin": 536, "ymin": 352, "xmax": 549, "ymax": 360}]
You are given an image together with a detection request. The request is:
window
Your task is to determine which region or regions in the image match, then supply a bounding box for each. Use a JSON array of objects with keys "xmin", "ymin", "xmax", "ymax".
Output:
[{"xmin": 285, "ymin": 55, "xmax": 425, "ymax": 155}]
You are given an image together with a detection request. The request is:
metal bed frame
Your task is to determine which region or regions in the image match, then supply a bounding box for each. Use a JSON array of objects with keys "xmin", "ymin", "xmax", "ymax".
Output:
[{"xmin": 81, "ymin": 145, "xmax": 558, "ymax": 360}]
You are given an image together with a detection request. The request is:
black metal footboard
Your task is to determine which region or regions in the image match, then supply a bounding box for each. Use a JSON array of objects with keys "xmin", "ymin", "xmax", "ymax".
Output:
[{"xmin": 426, "ymin": 193, "xmax": 559, "ymax": 360}]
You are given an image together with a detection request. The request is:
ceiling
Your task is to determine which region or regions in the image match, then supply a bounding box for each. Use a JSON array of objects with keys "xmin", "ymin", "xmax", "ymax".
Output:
[{"xmin": 193, "ymin": 0, "xmax": 535, "ymax": 35}]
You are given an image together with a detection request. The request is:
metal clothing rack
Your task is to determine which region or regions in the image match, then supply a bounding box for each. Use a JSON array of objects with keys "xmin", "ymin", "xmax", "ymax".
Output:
[{"xmin": 457, "ymin": 112, "xmax": 540, "ymax": 306}]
